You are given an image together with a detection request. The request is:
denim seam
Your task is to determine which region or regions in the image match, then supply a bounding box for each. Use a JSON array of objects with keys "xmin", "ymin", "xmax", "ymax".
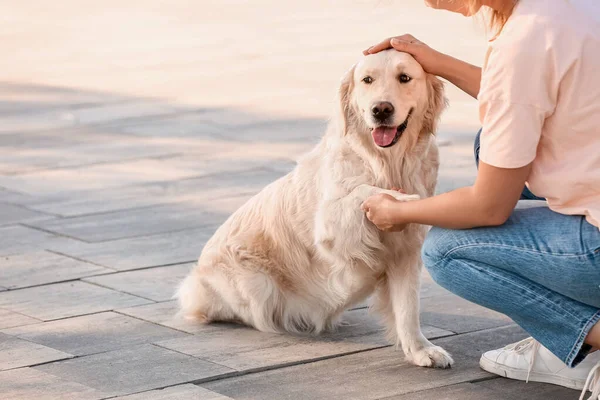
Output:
[
  {"xmin": 566, "ymin": 310, "xmax": 600, "ymax": 367},
  {"xmin": 431, "ymin": 257, "xmax": 585, "ymax": 322},
  {"xmin": 442, "ymin": 242, "xmax": 595, "ymax": 259}
]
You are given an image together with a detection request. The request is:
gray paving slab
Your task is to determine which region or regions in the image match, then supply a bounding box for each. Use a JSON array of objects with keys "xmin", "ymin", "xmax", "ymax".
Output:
[
  {"xmin": 29, "ymin": 202, "xmax": 227, "ymax": 242},
  {"xmin": 474, "ymin": 376, "xmax": 579, "ymax": 400},
  {"xmin": 115, "ymin": 113, "xmax": 229, "ymax": 139},
  {"xmin": 0, "ymin": 141, "xmax": 176, "ymax": 176},
  {"xmin": 0, "ymin": 367, "xmax": 106, "ymax": 400},
  {"xmin": 113, "ymin": 384, "xmax": 234, "ymax": 400},
  {"xmin": 0, "ymin": 250, "xmax": 111, "ymax": 289},
  {"xmin": 63, "ymin": 101, "xmax": 182, "ymax": 125},
  {"xmin": 35, "ymin": 344, "xmax": 234, "ymax": 397},
  {"xmin": 28, "ymin": 168, "xmax": 285, "ymax": 217},
  {"xmin": 0, "ymin": 203, "xmax": 54, "ymax": 226},
  {"xmin": 0, "ymin": 281, "xmax": 151, "ymax": 321},
  {"xmin": 383, "ymin": 382, "xmax": 505, "ymax": 400},
  {"xmin": 49, "ymin": 228, "xmax": 210, "ymax": 271},
  {"xmin": 84, "ymin": 263, "xmax": 192, "ymax": 302},
  {"xmin": 156, "ymin": 308, "xmax": 453, "ymax": 372},
  {"xmin": 0, "ymin": 157, "xmax": 210, "ymax": 195},
  {"xmin": 0, "ymin": 188, "xmax": 33, "ymax": 204},
  {"xmin": 202, "ymin": 325, "xmax": 528, "ymax": 400},
  {"xmin": 216, "ymin": 118, "xmax": 326, "ymax": 143},
  {"xmin": 386, "ymin": 378, "xmax": 578, "ymax": 400},
  {"xmin": 2, "ymin": 311, "xmax": 188, "ymax": 356},
  {"xmin": 420, "ymin": 294, "xmax": 514, "ymax": 334},
  {"xmin": 0, "ymin": 225, "xmax": 81, "ymax": 256},
  {"xmin": 117, "ymin": 301, "xmax": 221, "ymax": 335},
  {"xmin": 0, "ymin": 308, "xmax": 41, "ymax": 329},
  {"xmin": 0, "ymin": 332, "xmax": 72, "ymax": 371}
]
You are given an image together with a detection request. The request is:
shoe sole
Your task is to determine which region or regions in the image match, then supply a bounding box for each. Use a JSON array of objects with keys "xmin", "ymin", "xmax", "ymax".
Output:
[{"xmin": 479, "ymin": 355, "xmax": 585, "ymax": 390}]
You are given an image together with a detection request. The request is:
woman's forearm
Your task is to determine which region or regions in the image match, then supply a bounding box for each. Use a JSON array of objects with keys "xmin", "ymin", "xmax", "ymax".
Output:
[
  {"xmin": 436, "ymin": 53, "xmax": 481, "ymax": 99},
  {"xmin": 394, "ymin": 187, "xmax": 505, "ymax": 229}
]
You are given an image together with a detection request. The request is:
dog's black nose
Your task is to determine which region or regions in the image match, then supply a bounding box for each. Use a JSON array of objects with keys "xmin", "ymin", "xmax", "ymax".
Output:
[{"xmin": 371, "ymin": 102, "xmax": 394, "ymax": 120}]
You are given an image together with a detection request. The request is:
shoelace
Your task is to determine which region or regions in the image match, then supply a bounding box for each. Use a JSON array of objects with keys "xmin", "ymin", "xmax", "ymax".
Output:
[
  {"xmin": 504, "ymin": 337, "xmax": 540, "ymax": 383},
  {"xmin": 580, "ymin": 362, "xmax": 600, "ymax": 400}
]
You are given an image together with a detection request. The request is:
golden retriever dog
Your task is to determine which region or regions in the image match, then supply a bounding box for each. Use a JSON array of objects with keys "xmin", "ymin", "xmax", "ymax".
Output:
[{"xmin": 177, "ymin": 50, "xmax": 453, "ymax": 368}]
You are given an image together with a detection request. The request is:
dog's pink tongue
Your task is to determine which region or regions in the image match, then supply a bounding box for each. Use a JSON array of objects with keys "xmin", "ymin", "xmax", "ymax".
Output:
[{"xmin": 371, "ymin": 127, "xmax": 397, "ymax": 147}]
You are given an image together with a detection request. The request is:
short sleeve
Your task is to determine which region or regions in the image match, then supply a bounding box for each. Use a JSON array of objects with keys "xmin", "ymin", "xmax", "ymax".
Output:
[{"xmin": 477, "ymin": 26, "xmax": 557, "ymax": 169}]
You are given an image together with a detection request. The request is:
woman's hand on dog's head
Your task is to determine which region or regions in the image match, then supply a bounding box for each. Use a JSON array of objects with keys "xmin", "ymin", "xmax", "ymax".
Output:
[{"xmin": 363, "ymin": 34, "xmax": 445, "ymax": 77}]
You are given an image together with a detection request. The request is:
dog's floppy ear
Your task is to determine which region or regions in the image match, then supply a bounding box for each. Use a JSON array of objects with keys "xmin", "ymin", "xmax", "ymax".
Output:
[
  {"xmin": 422, "ymin": 74, "xmax": 447, "ymax": 135},
  {"xmin": 337, "ymin": 64, "xmax": 356, "ymax": 136}
]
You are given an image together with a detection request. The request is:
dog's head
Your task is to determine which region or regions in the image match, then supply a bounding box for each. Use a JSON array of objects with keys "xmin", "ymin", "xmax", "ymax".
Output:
[{"xmin": 339, "ymin": 50, "xmax": 445, "ymax": 150}]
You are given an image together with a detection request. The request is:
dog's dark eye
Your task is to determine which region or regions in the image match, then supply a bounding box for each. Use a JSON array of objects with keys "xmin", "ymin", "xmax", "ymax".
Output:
[
  {"xmin": 399, "ymin": 74, "xmax": 412, "ymax": 83},
  {"xmin": 362, "ymin": 76, "xmax": 373, "ymax": 84}
]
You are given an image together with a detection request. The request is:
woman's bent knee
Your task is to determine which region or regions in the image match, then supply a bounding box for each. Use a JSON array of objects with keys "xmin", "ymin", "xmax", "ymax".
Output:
[
  {"xmin": 422, "ymin": 227, "xmax": 458, "ymax": 270},
  {"xmin": 421, "ymin": 226, "xmax": 475, "ymax": 288}
]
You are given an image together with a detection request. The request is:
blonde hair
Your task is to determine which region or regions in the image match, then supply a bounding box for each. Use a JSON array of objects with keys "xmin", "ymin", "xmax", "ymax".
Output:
[{"xmin": 466, "ymin": 0, "xmax": 517, "ymax": 35}]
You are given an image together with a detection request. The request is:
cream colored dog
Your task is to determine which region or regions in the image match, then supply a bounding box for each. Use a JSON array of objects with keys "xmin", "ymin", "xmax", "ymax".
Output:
[{"xmin": 177, "ymin": 50, "xmax": 453, "ymax": 368}]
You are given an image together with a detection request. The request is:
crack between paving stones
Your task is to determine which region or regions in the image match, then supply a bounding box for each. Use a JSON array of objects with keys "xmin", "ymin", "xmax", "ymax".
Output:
[
  {"xmin": 19, "ymin": 223, "xmax": 92, "ymax": 243},
  {"xmin": 4, "ymin": 152, "xmax": 183, "ymax": 177}
]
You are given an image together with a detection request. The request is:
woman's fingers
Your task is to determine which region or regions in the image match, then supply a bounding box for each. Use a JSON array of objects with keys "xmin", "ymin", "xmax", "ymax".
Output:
[
  {"xmin": 363, "ymin": 38, "xmax": 393, "ymax": 55},
  {"xmin": 363, "ymin": 34, "xmax": 420, "ymax": 56}
]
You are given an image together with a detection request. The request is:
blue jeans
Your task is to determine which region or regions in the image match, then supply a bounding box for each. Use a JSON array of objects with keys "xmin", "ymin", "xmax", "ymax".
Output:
[{"xmin": 422, "ymin": 130, "xmax": 600, "ymax": 367}]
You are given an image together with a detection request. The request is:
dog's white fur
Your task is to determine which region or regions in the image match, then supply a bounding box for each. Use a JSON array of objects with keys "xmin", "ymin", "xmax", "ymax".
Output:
[{"xmin": 177, "ymin": 50, "xmax": 453, "ymax": 368}]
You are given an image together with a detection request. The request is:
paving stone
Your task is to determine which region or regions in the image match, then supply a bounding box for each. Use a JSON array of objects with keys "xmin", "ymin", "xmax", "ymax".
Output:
[
  {"xmin": 474, "ymin": 376, "xmax": 579, "ymax": 400},
  {"xmin": 0, "ymin": 225, "xmax": 80, "ymax": 256},
  {"xmin": 0, "ymin": 188, "xmax": 33, "ymax": 204},
  {"xmin": 0, "ymin": 157, "xmax": 209, "ymax": 195},
  {"xmin": 0, "ymin": 141, "xmax": 176, "ymax": 175},
  {"xmin": 0, "ymin": 281, "xmax": 151, "ymax": 321},
  {"xmin": 35, "ymin": 344, "xmax": 234, "ymax": 397},
  {"xmin": 202, "ymin": 325, "xmax": 528, "ymax": 400},
  {"xmin": 420, "ymin": 294, "xmax": 514, "ymax": 334},
  {"xmin": 0, "ymin": 250, "xmax": 111, "ymax": 289},
  {"xmin": 156, "ymin": 308, "xmax": 453, "ymax": 372},
  {"xmin": 29, "ymin": 202, "xmax": 227, "ymax": 242},
  {"xmin": 0, "ymin": 332, "xmax": 72, "ymax": 370},
  {"xmin": 0, "ymin": 203, "xmax": 54, "ymax": 226},
  {"xmin": 28, "ymin": 167, "xmax": 285, "ymax": 217},
  {"xmin": 0, "ymin": 111, "xmax": 76, "ymax": 134},
  {"xmin": 65, "ymin": 102, "xmax": 182, "ymax": 125},
  {"xmin": 0, "ymin": 308, "xmax": 41, "ymax": 329},
  {"xmin": 216, "ymin": 118, "xmax": 326, "ymax": 143},
  {"xmin": 0, "ymin": 367, "xmax": 106, "ymax": 400},
  {"xmin": 117, "ymin": 301, "xmax": 221, "ymax": 335},
  {"xmin": 2, "ymin": 311, "xmax": 188, "ymax": 356},
  {"xmin": 113, "ymin": 384, "xmax": 233, "ymax": 400},
  {"xmin": 49, "ymin": 228, "xmax": 210, "ymax": 271},
  {"xmin": 84, "ymin": 264, "xmax": 192, "ymax": 302},
  {"xmin": 116, "ymin": 113, "xmax": 228, "ymax": 139},
  {"xmin": 383, "ymin": 382, "xmax": 505, "ymax": 400},
  {"xmin": 389, "ymin": 379, "xmax": 578, "ymax": 400}
]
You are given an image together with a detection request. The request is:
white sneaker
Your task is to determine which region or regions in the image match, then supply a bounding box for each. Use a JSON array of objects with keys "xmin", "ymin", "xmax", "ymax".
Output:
[{"xmin": 479, "ymin": 337, "xmax": 600, "ymax": 392}]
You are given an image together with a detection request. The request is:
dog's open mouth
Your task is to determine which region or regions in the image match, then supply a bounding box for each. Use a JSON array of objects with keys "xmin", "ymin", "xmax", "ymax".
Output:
[{"xmin": 370, "ymin": 109, "xmax": 413, "ymax": 148}]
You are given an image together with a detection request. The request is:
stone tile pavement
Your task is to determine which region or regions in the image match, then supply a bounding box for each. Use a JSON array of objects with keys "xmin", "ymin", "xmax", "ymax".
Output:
[{"xmin": 0, "ymin": 1, "xmax": 579, "ymax": 399}]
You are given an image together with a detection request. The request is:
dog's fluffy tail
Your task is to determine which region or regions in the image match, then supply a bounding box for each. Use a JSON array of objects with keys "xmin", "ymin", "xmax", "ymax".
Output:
[{"xmin": 175, "ymin": 268, "xmax": 211, "ymax": 323}]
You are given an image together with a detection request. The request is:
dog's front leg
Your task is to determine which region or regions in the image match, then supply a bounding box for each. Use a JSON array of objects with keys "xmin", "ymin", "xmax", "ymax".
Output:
[{"xmin": 386, "ymin": 262, "xmax": 454, "ymax": 369}]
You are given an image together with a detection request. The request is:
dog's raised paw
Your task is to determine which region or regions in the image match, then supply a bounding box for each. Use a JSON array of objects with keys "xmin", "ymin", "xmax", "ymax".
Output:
[{"xmin": 407, "ymin": 345, "xmax": 454, "ymax": 369}]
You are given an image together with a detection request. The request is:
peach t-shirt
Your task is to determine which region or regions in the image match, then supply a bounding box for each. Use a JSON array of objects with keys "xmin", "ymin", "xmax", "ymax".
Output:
[{"xmin": 478, "ymin": 0, "xmax": 600, "ymax": 229}]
